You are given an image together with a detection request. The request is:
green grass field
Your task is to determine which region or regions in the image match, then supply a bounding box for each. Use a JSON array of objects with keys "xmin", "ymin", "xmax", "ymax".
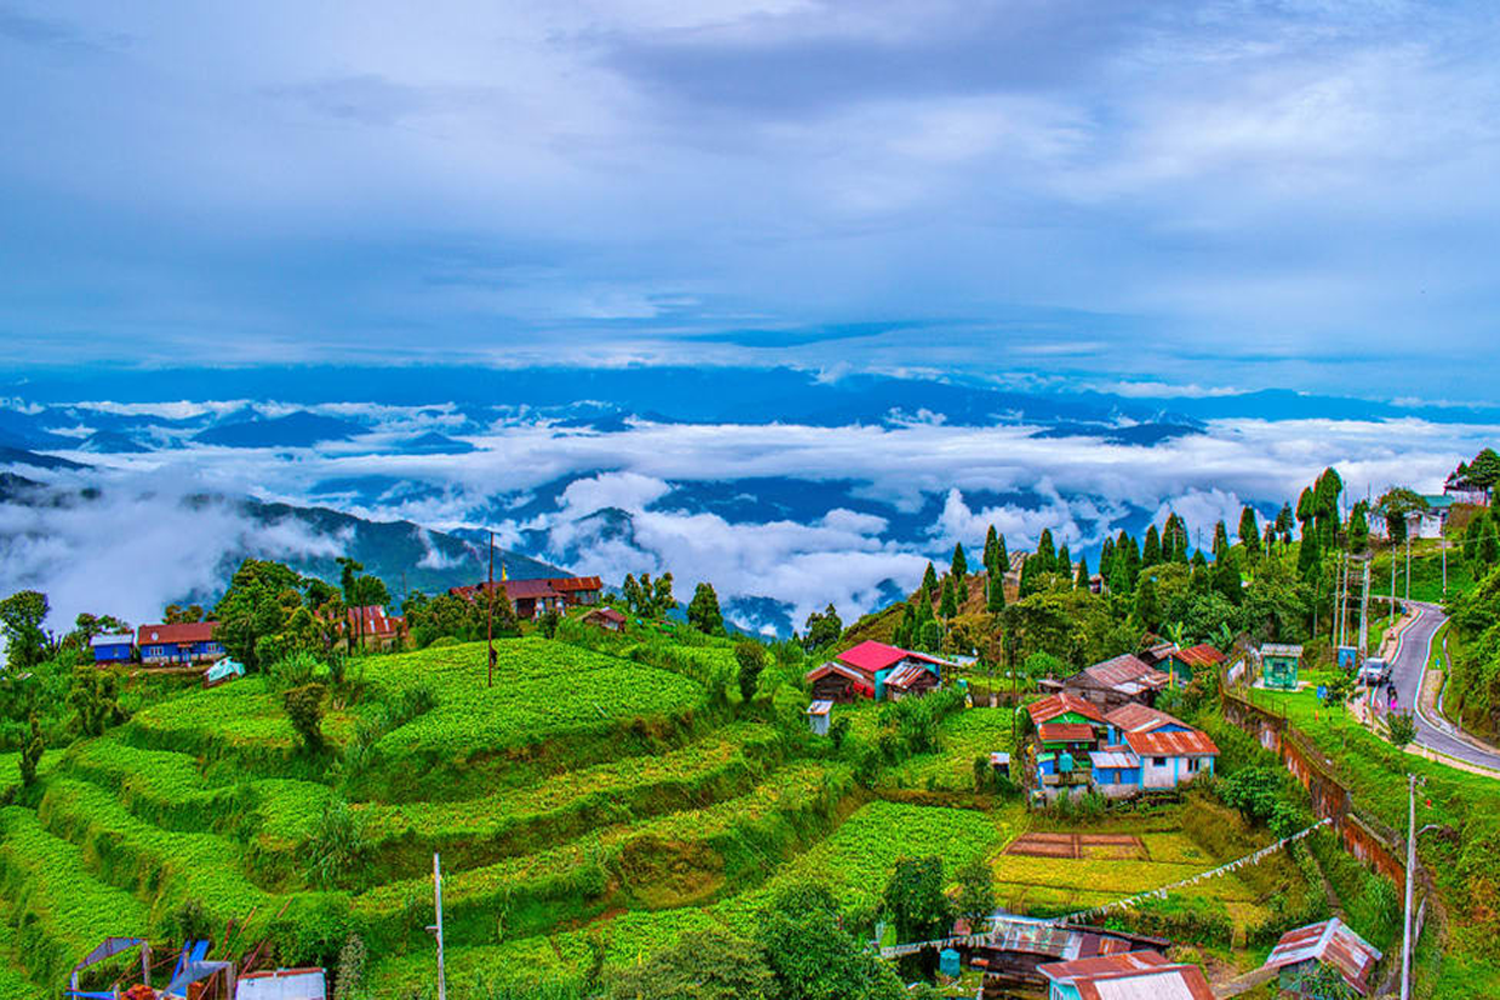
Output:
[{"xmin": 0, "ymin": 626, "xmax": 1323, "ymax": 996}]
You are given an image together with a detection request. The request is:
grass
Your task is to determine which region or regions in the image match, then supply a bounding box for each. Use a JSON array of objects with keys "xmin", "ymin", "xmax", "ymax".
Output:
[
  {"xmin": 879, "ymin": 707, "xmax": 1017, "ymax": 792},
  {"xmin": 0, "ymin": 806, "xmax": 150, "ymax": 987}
]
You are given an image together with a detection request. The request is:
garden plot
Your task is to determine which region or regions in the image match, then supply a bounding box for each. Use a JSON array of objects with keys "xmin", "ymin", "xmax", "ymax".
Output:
[{"xmin": 1004, "ymin": 832, "xmax": 1148, "ymax": 860}]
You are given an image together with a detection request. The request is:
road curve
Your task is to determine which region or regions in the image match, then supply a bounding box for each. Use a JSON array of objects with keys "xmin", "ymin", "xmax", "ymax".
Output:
[{"xmin": 1387, "ymin": 602, "xmax": 1500, "ymax": 772}]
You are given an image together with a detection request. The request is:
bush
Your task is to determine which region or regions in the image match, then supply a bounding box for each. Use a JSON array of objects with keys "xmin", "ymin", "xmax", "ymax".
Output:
[
  {"xmin": 736, "ymin": 642, "xmax": 766, "ymax": 703},
  {"xmin": 1385, "ymin": 711, "xmax": 1417, "ymax": 749},
  {"xmin": 284, "ymin": 683, "xmax": 328, "ymax": 751},
  {"xmin": 306, "ymin": 799, "xmax": 368, "ymax": 890}
]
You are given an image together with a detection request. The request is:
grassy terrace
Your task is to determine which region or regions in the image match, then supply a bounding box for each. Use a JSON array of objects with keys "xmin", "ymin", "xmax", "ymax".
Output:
[{"xmin": 0, "ymin": 624, "xmax": 1330, "ymax": 997}]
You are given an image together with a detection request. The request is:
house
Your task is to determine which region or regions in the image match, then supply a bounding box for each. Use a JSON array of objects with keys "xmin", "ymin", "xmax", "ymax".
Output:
[
  {"xmin": 1123, "ymin": 727, "xmax": 1218, "ymax": 789},
  {"xmin": 1260, "ymin": 643, "xmax": 1304, "ymax": 690},
  {"xmin": 1027, "ymin": 694, "xmax": 1108, "ymax": 793},
  {"xmin": 449, "ymin": 576, "xmax": 603, "ymax": 620},
  {"xmin": 1262, "ymin": 918, "xmax": 1382, "ymax": 997},
  {"xmin": 1162, "ymin": 644, "xmax": 1226, "ymax": 685},
  {"xmin": 342, "ymin": 605, "xmax": 408, "ymax": 652},
  {"xmin": 965, "ymin": 920, "xmax": 1168, "ymax": 991},
  {"xmin": 136, "ymin": 622, "xmax": 226, "ymax": 666},
  {"xmin": 1061, "ymin": 654, "xmax": 1169, "ymax": 710},
  {"xmin": 583, "ymin": 607, "xmax": 627, "ymax": 632},
  {"xmin": 91, "ymin": 633, "xmax": 134, "ymax": 665},
  {"xmin": 806, "ymin": 699, "xmax": 832, "ymax": 736},
  {"xmin": 1038, "ymin": 951, "xmax": 1213, "ymax": 1000},
  {"xmin": 805, "ymin": 660, "xmax": 873, "ymax": 702},
  {"xmin": 1086, "ymin": 703, "xmax": 1218, "ymax": 795},
  {"xmin": 803, "ymin": 640, "xmax": 950, "ymax": 702}
]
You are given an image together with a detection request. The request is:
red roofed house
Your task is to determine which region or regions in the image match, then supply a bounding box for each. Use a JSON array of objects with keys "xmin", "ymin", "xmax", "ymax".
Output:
[
  {"xmin": 803, "ymin": 640, "xmax": 950, "ymax": 702},
  {"xmin": 1162, "ymin": 643, "xmax": 1227, "ymax": 686},
  {"xmin": 136, "ymin": 622, "xmax": 226, "ymax": 666},
  {"xmin": 449, "ymin": 576, "xmax": 603, "ymax": 620},
  {"xmin": 1027, "ymin": 693, "xmax": 1109, "ymax": 795},
  {"xmin": 343, "ymin": 605, "xmax": 409, "ymax": 652},
  {"xmin": 1262, "ymin": 918, "xmax": 1382, "ymax": 997},
  {"xmin": 583, "ymin": 607, "xmax": 627, "ymax": 632},
  {"xmin": 1039, "ymin": 951, "xmax": 1214, "ymax": 1000},
  {"xmin": 1061, "ymin": 653, "xmax": 1170, "ymax": 710}
]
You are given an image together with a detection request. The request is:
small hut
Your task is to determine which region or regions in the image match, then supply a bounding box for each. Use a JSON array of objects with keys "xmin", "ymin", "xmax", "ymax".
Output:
[
  {"xmin": 1260, "ymin": 644, "xmax": 1304, "ymax": 690},
  {"xmin": 806, "ymin": 699, "xmax": 833, "ymax": 736}
]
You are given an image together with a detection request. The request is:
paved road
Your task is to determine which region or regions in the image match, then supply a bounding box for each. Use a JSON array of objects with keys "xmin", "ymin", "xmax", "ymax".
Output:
[{"xmin": 1383, "ymin": 602, "xmax": 1500, "ymax": 772}]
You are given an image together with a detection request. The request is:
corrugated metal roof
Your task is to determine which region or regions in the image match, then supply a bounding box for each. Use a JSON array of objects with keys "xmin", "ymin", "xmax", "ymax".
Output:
[
  {"xmin": 1039, "ymin": 951, "xmax": 1167, "ymax": 983},
  {"xmin": 1085, "ymin": 654, "xmax": 1166, "ymax": 690},
  {"xmin": 1172, "ymin": 644, "xmax": 1227, "ymax": 667},
  {"xmin": 1125, "ymin": 728, "xmax": 1219, "ymax": 757},
  {"xmin": 1028, "ymin": 692, "xmax": 1107, "ymax": 725},
  {"xmin": 836, "ymin": 640, "xmax": 910, "ymax": 673},
  {"xmin": 806, "ymin": 700, "xmax": 833, "ymax": 716},
  {"xmin": 1105, "ymin": 703, "xmax": 1187, "ymax": 733},
  {"xmin": 1261, "ymin": 643, "xmax": 1304, "ymax": 657},
  {"xmin": 91, "ymin": 634, "xmax": 134, "ymax": 647},
  {"xmin": 1039, "ymin": 723, "xmax": 1098, "ymax": 744},
  {"xmin": 886, "ymin": 662, "xmax": 937, "ymax": 690},
  {"xmin": 1076, "ymin": 965, "xmax": 1214, "ymax": 1000},
  {"xmin": 1089, "ymin": 749, "xmax": 1140, "ymax": 769},
  {"xmin": 805, "ymin": 661, "xmax": 867, "ymax": 684},
  {"xmin": 1263, "ymin": 918, "xmax": 1382, "ymax": 995},
  {"xmin": 137, "ymin": 622, "xmax": 218, "ymax": 645}
]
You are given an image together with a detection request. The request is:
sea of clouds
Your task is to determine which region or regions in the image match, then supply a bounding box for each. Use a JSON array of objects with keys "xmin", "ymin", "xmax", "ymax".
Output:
[{"xmin": 3, "ymin": 397, "xmax": 1494, "ymax": 638}]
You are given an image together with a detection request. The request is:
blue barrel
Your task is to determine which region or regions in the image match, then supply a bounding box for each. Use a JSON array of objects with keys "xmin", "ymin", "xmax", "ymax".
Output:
[{"xmin": 940, "ymin": 947, "xmax": 961, "ymax": 978}]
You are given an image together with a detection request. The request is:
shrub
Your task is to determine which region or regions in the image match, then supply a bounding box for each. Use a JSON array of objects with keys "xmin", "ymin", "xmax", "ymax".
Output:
[
  {"xmin": 306, "ymin": 799, "xmax": 368, "ymax": 889},
  {"xmin": 173, "ymin": 898, "xmax": 214, "ymax": 942},
  {"xmin": 1385, "ymin": 711, "xmax": 1417, "ymax": 749},
  {"xmin": 736, "ymin": 642, "xmax": 766, "ymax": 703},
  {"xmin": 333, "ymin": 933, "xmax": 367, "ymax": 1000},
  {"xmin": 284, "ymin": 683, "xmax": 328, "ymax": 751}
]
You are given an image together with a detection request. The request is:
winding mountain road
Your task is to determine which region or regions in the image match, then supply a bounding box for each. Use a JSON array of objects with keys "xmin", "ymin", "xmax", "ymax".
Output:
[{"xmin": 1386, "ymin": 602, "xmax": 1500, "ymax": 773}]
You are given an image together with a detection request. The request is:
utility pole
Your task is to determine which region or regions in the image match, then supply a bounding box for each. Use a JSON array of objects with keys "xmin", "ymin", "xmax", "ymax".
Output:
[
  {"xmin": 1405, "ymin": 531, "xmax": 1412, "ymax": 604},
  {"xmin": 1391, "ymin": 532, "xmax": 1398, "ymax": 624},
  {"xmin": 428, "ymin": 853, "xmax": 447, "ymax": 1000},
  {"xmin": 486, "ymin": 532, "xmax": 496, "ymax": 689},
  {"xmin": 1443, "ymin": 539, "xmax": 1448, "ymax": 597},
  {"xmin": 1402, "ymin": 774, "xmax": 1423, "ymax": 1000}
]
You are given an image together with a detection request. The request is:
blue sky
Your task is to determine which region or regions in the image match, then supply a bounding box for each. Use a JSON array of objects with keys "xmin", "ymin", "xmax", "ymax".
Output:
[{"xmin": 3, "ymin": 1, "xmax": 1500, "ymax": 397}]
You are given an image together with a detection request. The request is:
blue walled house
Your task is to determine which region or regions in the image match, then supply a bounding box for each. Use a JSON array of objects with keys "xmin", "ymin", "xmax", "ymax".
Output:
[
  {"xmin": 91, "ymin": 633, "xmax": 135, "ymax": 665},
  {"xmin": 136, "ymin": 622, "xmax": 226, "ymax": 666}
]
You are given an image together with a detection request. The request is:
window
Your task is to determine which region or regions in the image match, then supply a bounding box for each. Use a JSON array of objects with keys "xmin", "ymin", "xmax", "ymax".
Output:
[{"xmin": 1152, "ymin": 756, "xmax": 1166, "ymax": 767}]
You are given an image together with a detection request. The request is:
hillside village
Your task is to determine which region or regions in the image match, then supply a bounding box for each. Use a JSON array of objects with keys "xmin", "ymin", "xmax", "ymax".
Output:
[{"xmin": 1, "ymin": 456, "xmax": 1500, "ymax": 1000}]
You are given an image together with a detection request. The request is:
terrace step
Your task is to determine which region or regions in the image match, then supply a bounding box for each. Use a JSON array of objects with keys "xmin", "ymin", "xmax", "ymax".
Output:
[
  {"xmin": 33, "ymin": 777, "xmax": 344, "ymax": 937},
  {"xmin": 357, "ymin": 722, "xmax": 781, "ymax": 878},
  {"xmin": 0, "ymin": 805, "xmax": 149, "ymax": 991}
]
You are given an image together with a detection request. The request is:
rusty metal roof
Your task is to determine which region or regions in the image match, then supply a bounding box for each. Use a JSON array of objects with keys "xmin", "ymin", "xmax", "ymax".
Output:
[
  {"xmin": 1038, "ymin": 951, "xmax": 1167, "ymax": 983},
  {"xmin": 1263, "ymin": 918, "xmax": 1382, "ymax": 995},
  {"xmin": 1124, "ymin": 728, "xmax": 1219, "ymax": 757},
  {"xmin": 1074, "ymin": 964, "xmax": 1215, "ymax": 1000},
  {"xmin": 1105, "ymin": 702, "xmax": 1188, "ymax": 733},
  {"xmin": 1028, "ymin": 692, "xmax": 1107, "ymax": 725},
  {"xmin": 1084, "ymin": 654, "xmax": 1169, "ymax": 692},
  {"xmin": 1039, "ymin": 723, "xmax": 1098, "ymax": 744}
]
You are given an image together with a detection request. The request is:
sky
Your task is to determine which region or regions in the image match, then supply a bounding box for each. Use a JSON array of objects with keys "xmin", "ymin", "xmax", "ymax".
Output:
[{"xmin": 3, "ymin": 1, "xmax": 1500, "ymax": 398}]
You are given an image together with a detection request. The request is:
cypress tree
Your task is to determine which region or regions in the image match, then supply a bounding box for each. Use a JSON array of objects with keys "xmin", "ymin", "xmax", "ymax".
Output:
[
  {"xmin": 1124, "ymin": 535, "xmax": 1142, "ymax": 591},
  {"xmin": 922, "ymin": 562, "xmax": 939, "ymax": 599},
  {"xmin": 1099, "ymin": 537, "xmax": 1116, "ymax": 582},
  {"xmin": 1036, "ymin": 529, "xmax": 1056, "ymax": 574},
  {"xmin": 1349, "ymin": 503, "xmax": 1370, "ymax": 554},
  {"xmin": 1276, "ymin": 503, "xmax": 1295, "ymax": 545},
  {"xmin": 940, "ymin": 575, "xmax": 958, "ymax": 618},
  {"xmin": 1019, "ymin": 555, "xmax": 1037, "ymax": 598},
  {"xmin": 1239, "ymin": 506, "xmax": 1261, "ymax": 556},
  {"xmin": 1163, "ymin": 514, "xmax": 1189, "ymax": 563},
  {"xmin": 1142, "ymin": 525, "xmax": 1161, "ymax": 568},
  {"xmin": 983, "ymin": 525, "xmax": 1000, "ymax": 572},
  {"xmin": 1212, "ymin": 520, "xmax": 1230, "ymax": 563},
  {"xmin": 1134, "ymin": 575, "xmax": 1160, "ymax": 631},
  {"xmin": 987, "ymin": 561, "xmax": 1006, "ymax": 612},
  {"xmin": 995, "ymin": 533, "xmax": 1009, "ymax": 578},
  {"xmin": 1056, "ymin": 544, "xmax": 1072, "ymax": 580},
  {"xmin": 951, "ymin": 543, "xmax": 968, "ymax": 589},
  {"xmin": 1213, "ymin": 556, "xmax": 1243, "ymax": 605},
  {"xmin": 1075, "ymin": 555, "xmax": 1090, "ymax": 590}
]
